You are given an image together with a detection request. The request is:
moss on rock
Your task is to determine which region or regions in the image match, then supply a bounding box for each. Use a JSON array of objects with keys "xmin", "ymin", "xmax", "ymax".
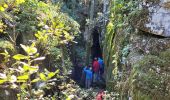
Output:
[{"xmin": 130, "ymin": 53, "xmax": 170, "ymax": 100}]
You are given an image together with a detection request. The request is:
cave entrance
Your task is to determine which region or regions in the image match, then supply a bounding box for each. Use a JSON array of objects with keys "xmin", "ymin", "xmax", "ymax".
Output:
[{"xmin": 91, "ymin": 27, "xmax": 102, "ymax": 60}]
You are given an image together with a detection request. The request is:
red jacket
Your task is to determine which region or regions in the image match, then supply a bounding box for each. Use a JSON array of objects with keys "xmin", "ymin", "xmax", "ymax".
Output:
[
  {"xmin": 93, "ymin": 61, "xmax": 100, "ymax": 72},
  {"xmin": 96, "ymin": 91, "xmax": 104, "ymax": 100}
]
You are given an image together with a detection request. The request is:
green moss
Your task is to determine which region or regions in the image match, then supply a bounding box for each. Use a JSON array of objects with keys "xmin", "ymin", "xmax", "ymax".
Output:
[
  {"xmin": 159, "ymin": 49, "xmax": 170, "ymax": 66},
  {"xmin": 130, "ymin": 54, "xmax": 170, "ymax": 100},
  {"xmin": 133, "ymin": 55, "xmax": 165, "ymax": 69}
]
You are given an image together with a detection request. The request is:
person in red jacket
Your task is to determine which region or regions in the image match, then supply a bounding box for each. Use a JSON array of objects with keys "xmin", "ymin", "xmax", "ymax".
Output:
[
  {"xmin": 92, "ymin": 57, "xmax": 100, "ymax": 83},
  {"xmin": 96, "ymin": 90, "xmax": 104, "ymax": 100}
]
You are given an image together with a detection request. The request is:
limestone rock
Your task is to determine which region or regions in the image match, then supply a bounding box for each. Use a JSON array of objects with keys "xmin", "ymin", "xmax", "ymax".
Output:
[{"xmin": 134, "ymin": 0, "xmax": 170, "ymax": 37}]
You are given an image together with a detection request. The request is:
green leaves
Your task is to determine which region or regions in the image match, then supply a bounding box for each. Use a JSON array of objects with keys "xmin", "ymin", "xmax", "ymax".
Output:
[
  {"xmin": 20, "ymin": 44, "xmax": 37, "ymax": 55},
  {"xmin": 0, "ymin": 0, "xmax": 76, "ymax": 98},
  {"xmin": 15, "ymin": 0, "xmax": 25, "ymax": 5},
  {"xmin": 0, "ymin": 3, "xmax": 8, "ymax": 12},
  {"xmin": 47, "ymin": 70, "xmax": 59, "ymax": 79},
  {"xmin": 40, "ymin": 69, "xmax": 59, "ymax": 81}
]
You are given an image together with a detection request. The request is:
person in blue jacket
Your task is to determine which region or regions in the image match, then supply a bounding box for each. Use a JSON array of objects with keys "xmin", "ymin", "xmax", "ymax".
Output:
[
  {"xmin": 98, "ymin": 58, "xmax": 104, "ymax": 80},
  {"xmin": 84, "ymin": 66, "xmax": 93, "ymax": 89}
]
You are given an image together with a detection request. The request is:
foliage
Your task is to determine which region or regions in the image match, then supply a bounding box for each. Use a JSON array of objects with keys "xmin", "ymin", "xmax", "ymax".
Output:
[
  {"xmin": 0, "ymin": 44, "xmax": 59, "ymax": 99},
  {"xmin": 0, "ymin": 0, "xmax": 80, "ymax": 99},
  {"xmin": 0, "ymin": 0, "xmax": 80, "ymax": 68},
  {"xmin": 104, "ymin": 0, "xmax": 138, "ymax": 81}
]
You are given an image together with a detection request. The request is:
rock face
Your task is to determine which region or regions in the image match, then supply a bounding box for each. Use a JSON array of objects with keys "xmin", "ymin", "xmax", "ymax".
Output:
[
  {"xmin": 104, "ymin": 0, "xmax": 170, "ymax": 99},
  {"xmin": 135, "ymin": 0, "xmax": 170, "ymax": 37}
]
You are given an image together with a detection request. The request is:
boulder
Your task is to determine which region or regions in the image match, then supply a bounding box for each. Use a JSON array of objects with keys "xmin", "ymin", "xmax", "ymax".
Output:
[{"xmin": 134, "ymin": 0, "xmax": 170, "ymax": 37}]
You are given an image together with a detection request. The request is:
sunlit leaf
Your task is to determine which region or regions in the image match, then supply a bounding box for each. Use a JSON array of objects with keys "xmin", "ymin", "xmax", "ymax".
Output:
[
  {"xmin": 23, "ymin": 63, "xmax": 29, "ymax": 71},
  {"xmin": 17, "ymin": 74, "xmax": 29, "ymax": 80},
  {"xmin": 3, "ymin": 4, "xmax": 8, "ymax": 8},
  {"xmin": 31, "ymin": 78, "xmax": 40, "ymax": 83},
  {"xmin": 48, "ymin": 72, "xmax": 55, "ymax": 79},
  {"xmin": 13, "ymin": 54, "xmax": 28, "ymax": 60},
  {"xmin": 40, "ymin": 73, "xmax": 46, "ymax": 81},
  {"xmin": 15, "ymin": 0, "xmax": 25, "ymax": 5},
  {"xmin": 28, "ymin": 47, "xmax": 37, "ymax": 55}
]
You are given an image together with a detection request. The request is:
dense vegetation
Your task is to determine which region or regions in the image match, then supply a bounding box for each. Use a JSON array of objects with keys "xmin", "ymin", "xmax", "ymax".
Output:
[
  {"xmin": 0, "ymin": 0, "xmax": 170, "ymax": 100},
  {"xmin": 0, "ymin": 0, "xmax": 79, "ymax": 99}
]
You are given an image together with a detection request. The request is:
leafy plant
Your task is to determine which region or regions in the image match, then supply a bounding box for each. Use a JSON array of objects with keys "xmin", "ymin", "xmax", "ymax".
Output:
[{"xmin": 0, "ymin": 43, "xmax": 59, "ymax": 99}]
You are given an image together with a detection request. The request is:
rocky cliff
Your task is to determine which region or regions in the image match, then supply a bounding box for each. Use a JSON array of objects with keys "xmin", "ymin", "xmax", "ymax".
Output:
[{"xmin": 104, "ymin": 0, "xmax": 170, "ymax": 99}]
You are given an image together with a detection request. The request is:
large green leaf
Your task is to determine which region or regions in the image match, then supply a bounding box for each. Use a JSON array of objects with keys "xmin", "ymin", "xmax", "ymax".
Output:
[
  {"xmin": 40, "ymin": 73, "xmax": 47, "ymax": 81},
  {"xmin": 23, "ymin": 63, "xmax": 29, "ymax": 71},
  {"xmin": 13, "ymin": 54, "xmax": 28, "ymax": 60},
  {"xmin": 17, "ymin": 74, "xmax": 29, "ymax": 80}
]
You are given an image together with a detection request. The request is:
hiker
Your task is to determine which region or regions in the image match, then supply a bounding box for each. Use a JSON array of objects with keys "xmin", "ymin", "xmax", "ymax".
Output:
[
  {"xmin": 80, "ymin": 66, "xmax": 87, "ymax": 87},
  {"xmin": 92, "ymin": 57, "xmax": 100, "ymax": 83},
  {"xmin": 84, "ymin": 65, "xmax": 93, "ymax": 89},
  {"xmin": 98, "ymin": 57, "xmax": 104, "ymax": 80}
]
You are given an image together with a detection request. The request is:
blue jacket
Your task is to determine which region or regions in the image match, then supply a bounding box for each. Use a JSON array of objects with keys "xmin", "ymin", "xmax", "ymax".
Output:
[
  {"xmin": 98, "ymin": 58, "xmax": 104, "ymax": 69},
  {"xmin": 85, "ymin": 69, "xmax": 93, "ymax": 80}
]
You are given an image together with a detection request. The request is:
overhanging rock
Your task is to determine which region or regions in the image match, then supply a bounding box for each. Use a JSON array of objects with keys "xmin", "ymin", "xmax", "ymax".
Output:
[{"xmin": 134, "ymin": 0, "xmax": 170, "ymax": 37}]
